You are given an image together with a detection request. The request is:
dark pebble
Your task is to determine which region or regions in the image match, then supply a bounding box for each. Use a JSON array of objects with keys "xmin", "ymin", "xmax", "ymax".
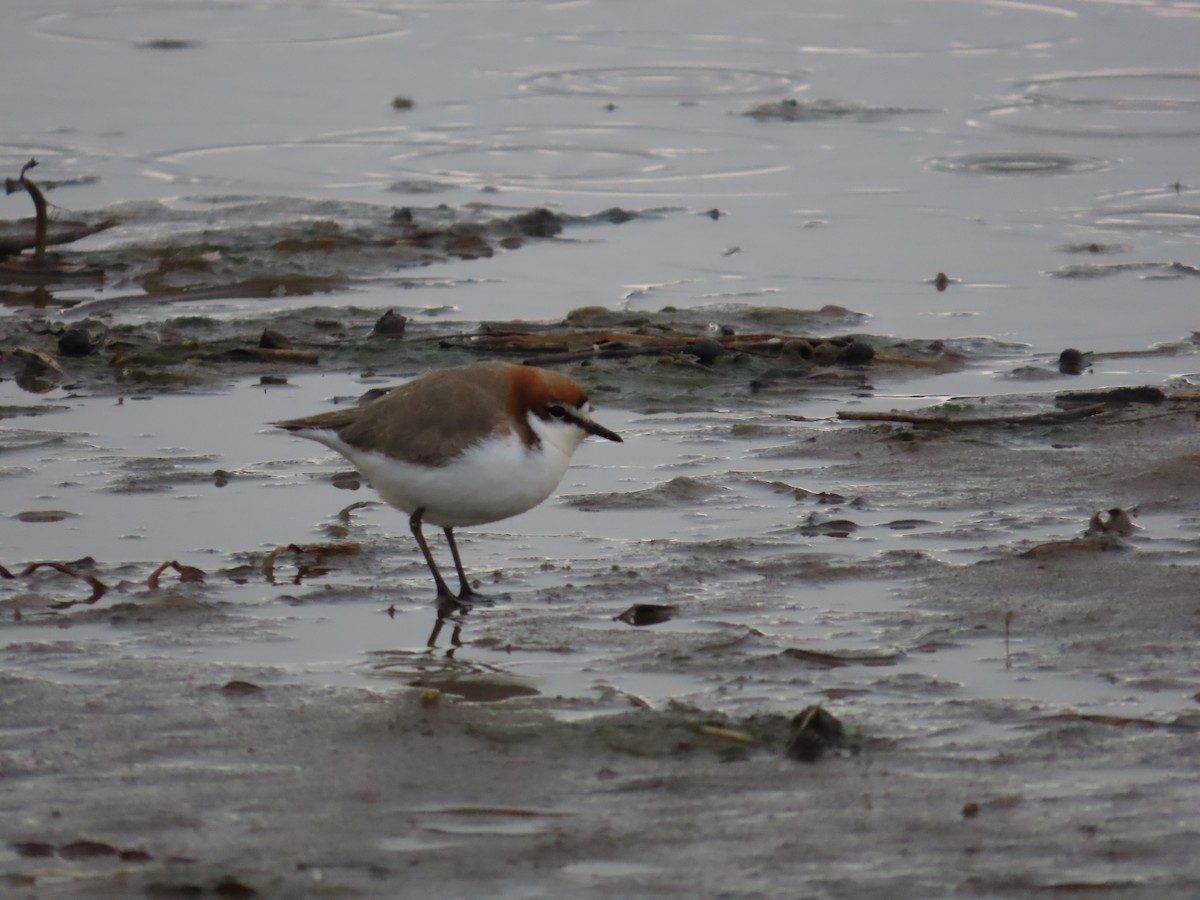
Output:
[
  {"xmin": 373, "ymin": 309, "xmax": 407, "ymax": 336},
  {"xmin": 839, "ymin": 340, "xmax": 876, "ymax": 366},
  {"xmin": 1058, "ymin": 348, "xmax": 1086, "ymax": 375},
  {"xmin": 511, "ymin": 207, "xmax": 564, "ymax": 237},
  {"xmin": 614, "ymin": 604, "xmax": 679, "ymax": 627},
  {"xmin": 258, "ymin": 329, "xmax": 292, "ymax": 349},
  {"xmin": 1059, "ymin": 386, "xmax": 1166, "ymax": 405},
  {"xmin": 784, "ymin": 706, "xmax": 847, "ymax": 763},
  {"xmin": 57, "ymin": 329, "xmax": 93, "ymax": 357},
  {"xmin": 690, "ymin": 338, "xmax": 726, "ymax": 364}
]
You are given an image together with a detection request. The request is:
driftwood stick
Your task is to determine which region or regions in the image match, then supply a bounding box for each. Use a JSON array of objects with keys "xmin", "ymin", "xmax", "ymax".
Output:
[
  {"xmin": 19, "ymin": 160, "xmax": 48, "ymax": 260},
  {"xmin": 4, "ymin": 159, "xmax": 52, "ymax": 260},
  {"xmin": 522, "ymin": 345, "xmax": 675, "ymax": 366},
  {"xmin": 836, "ymin": 403, "xmax": 1108, "ymax": 427}
]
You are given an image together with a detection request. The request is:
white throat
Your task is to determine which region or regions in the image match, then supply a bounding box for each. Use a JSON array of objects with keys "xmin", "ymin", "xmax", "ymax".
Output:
[{"xmin": 527, "ymin": 409, "xmax": 589, "ymax": 458}]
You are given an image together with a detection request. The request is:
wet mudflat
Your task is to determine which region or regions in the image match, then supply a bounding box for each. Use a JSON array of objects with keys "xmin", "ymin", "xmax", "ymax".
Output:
[{"xmin": 4, "ymin": 0, "xmax": 1200, "ymax": 897}]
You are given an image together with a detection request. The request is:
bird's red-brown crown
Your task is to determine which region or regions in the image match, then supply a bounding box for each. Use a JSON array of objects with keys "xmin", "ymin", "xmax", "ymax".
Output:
[{"xmin": 504, "ymin": 364, "xmax": 589, "ymax": 418}]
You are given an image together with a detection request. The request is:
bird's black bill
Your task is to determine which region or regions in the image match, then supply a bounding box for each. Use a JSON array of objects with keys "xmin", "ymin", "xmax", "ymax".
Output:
[{"xmin": 586, "ymin": 420, "xmax": 622, "ymax": 443}]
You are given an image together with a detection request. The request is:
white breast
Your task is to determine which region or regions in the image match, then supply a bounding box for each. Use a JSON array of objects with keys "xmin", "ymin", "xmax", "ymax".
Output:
[{"xmin": 311, "ymin": 412, "xmax": 585, "ymax": 528}]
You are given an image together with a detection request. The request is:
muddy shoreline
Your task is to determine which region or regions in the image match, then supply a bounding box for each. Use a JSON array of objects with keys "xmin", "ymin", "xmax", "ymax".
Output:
[
  {"xmin": 5, "ymin": 0, "xmax": 1200, "ymax": 893},
  {"xmin": 3, "ymin": 285, "xmax": 1200, "ymax": 896}
]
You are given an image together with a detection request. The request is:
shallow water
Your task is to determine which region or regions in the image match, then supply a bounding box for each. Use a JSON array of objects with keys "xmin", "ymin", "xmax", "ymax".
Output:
[
  {"xmin": 4, "ymin": 2, "xmax": 1200, "ymax": 896},
  {"xmin": 6, "ymin": 0, "xmax": 1200, "ymax": 353}
]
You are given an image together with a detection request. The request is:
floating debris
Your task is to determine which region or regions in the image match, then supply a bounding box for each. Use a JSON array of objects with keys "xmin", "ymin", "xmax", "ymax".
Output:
[
  {"xmin": 1059, "ymin": 241, "xmax": 1126, "ymax": 255},
  {"xmin": 0, "ymin": 160, "xmax": 111, "ymax": 283},
  {"xmin": 797, "ymin": 517, "xmax": 858, "ymax": 538},
  {"xmin": 14, "ymin": 510, "xmax": 77, "ymax": 523},
  {"xmin": 0, "ymin": 558, "xmax": 108, "ymax": 609},
  {"xmin": 147, "ymin": 559, "xmax": 206, "ymax": 588},
  {"xmin": 261, "ymin": 542, "xmax": 362, "ymax": 584},
  {"xmin": 837, "ymin": 403, "xmax": 1107, "ymax": 427},
  {"xmin": 136, "ymin": 38, "xmax": 201, "ymax": 50},
  {"xmin": 1019, "ymin": 536, "xmax": 1118, "ymax": 559},
  {"xmin": 696, "ymin": 723, "xmax": 758, "ymax": 746},
  {"xmin": 1037, "ymin": 711, "xmax": 1194, "ymax": 730},
  {"xmin": 743, "ymin": 97, "xmax": 930, "ymax": 123},
  {"xmin": 1057, "ymin": 386, "xmax": 1166, "ymax": 406},
  {"xmin": 217, "ymin": 347, "xmax": 320, "ymax": 365},
  {"xmin": 781, "ymin": 647, "xmax": 904, "ymax": 668},
  {"xmin": 12, "ymin": 838, "xmax": 152, "ymax": 862},
  {"xmin": 8, "ymin": 346, "xmax": 65, "ymax": 393}
]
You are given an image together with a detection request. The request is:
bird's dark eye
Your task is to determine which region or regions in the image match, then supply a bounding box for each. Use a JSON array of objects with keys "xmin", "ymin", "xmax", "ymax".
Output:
[{"xmin": 547, "ymin": 404, "xmax": 567, "ymax": 419}]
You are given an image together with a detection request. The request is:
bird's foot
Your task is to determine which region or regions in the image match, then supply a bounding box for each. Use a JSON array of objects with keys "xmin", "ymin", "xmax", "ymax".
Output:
[
  {"xmin": 435, "ymin": 592, "xmax": 473, "ymax": 616},
  {"xmin": 456, "ymin": 583, "xmax": 493, "ymax": 607}
]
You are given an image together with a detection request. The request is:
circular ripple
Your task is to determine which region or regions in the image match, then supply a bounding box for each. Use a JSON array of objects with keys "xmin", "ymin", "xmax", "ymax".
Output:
[
  {"xmin": 150, "ymin": 139, "xmax": 409, "ymax": 191},
  {"xmin": 521, "ymin": 66, "xmax": 805, "ymax": 99},
  {"xmin": 0, "ymin": 142, "xmax": 113, "ymax": 189},
  {"xmin": 389, "ymin": 126, "xmax": 789, "ymax": 194},
  {"xmin": 978, "ymin": 70, "xmax": 1200, "ymax": 138},
  {"xmin": 540, "ymin": 0, "xmax": 1076, "ymax": 58},
  {"xmin": 1021, "ymin": 70, "xmax": 1200, "ymax": 111},
  {"xmin": 927, "ymin": 152, "xmax": 1112, "ymax": 176},
  {"xmin": 545, "ymin": 29, "xmax": 805, "ymax": 58},
  {"xmin": 1, "ymin": 142, "xmax": 83, "ymax": 169},
  {"xmin": 153, "ymin": 126, "xmax": 791, "ymax": 197},
  {"xmin": 1085, "ymin": 189, "xmax": 1200, "ymax": 234},
  {"xmin": 34, "ymin": 2, "xmax": 407, "ymax": 46}
]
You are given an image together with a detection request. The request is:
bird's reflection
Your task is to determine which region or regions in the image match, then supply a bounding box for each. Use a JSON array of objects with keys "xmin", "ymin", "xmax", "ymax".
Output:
[{"xmin": 425, "ymin": 597, "xmax": 471, "ymax": 655}]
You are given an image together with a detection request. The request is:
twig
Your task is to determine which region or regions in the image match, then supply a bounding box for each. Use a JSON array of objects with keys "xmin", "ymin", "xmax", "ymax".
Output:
[
  {"xmin": 1, "ymin": 158, "xmax": 52, "ymax": 261},
  {"xmin": 19, "ymin": 159, "xmax": 48, "ymax": 261},
  {"xmin": 18, "ymin": 560, "xmax": 109, "ymax": 608}
]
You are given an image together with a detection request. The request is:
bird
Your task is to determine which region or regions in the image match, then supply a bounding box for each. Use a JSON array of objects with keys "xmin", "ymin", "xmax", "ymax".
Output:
[{"xmin": 273, "ymin": 360, "xmax": 622, "ymax": 607}]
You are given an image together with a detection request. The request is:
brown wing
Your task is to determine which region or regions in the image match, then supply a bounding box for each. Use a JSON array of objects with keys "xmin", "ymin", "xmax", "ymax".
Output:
[{"xmin": 275, "ymin": 362, "xmax": 518, "ymax": 466}]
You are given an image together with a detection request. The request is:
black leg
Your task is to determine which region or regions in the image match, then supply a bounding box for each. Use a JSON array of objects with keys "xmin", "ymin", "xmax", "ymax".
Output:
[
  {"xmin": 409, "ymin": 508, "xmax": 458, "ymax": 606},
  {"xmin": 443, "ymin": 526, "xmax": 484, "ymax": 602}
]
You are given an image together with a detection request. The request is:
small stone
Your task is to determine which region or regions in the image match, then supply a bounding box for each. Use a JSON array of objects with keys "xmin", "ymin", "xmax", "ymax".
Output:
[
  {"xmin": 57, "ymin": 329, "xmax": 93, "ymax": 357},
  {"xmin": 1058, "ymin": 348, "xmax": 1087, "ymax": 375},
  {"xmin": 614, "ymin": 604, "xmax": 679, "ymax": 627},
  {"xmin": 373, "ymin": 309, "xmax": 407, "ymax": 336},
  {"xmin": 511, "ymin": 207, "xmax": 564, "ymax": 237},
  {"xmin": 784, "ymin": 706, "xmax": 847, "ymax": 762},
  {"xmin": 690, "ymin": 338, "xmax": 726, "ymax": 364},
  {"xmin": 839, "ymin": 340, "xmax": 876, "ymax": 366},
  {"xmin": 259, "ymin": 329, "xmax": 292, "ymax": 349},
  {"xmin": 782, "ymin": 339, "xmax": 813, "ymax": 362},
  {"xmin": 221, "ymin": 680, "xmax": 265, "ymax": 697}
]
